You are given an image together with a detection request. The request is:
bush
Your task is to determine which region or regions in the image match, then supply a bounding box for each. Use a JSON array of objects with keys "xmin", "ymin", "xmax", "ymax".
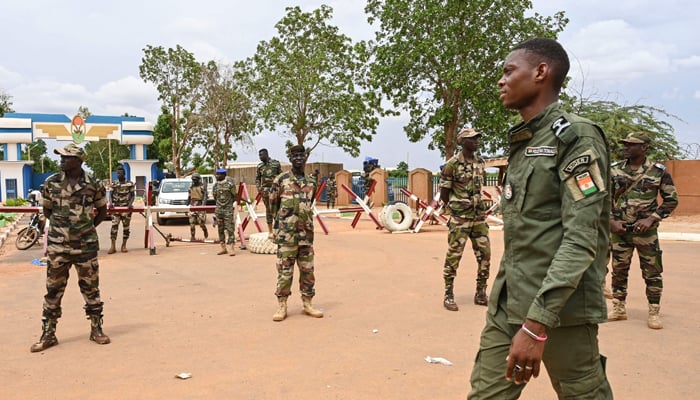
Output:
[
  {"xmin": 0, "ymin": 213, "xmax": 16, "ymax": 224},
  {"xmin": 4, "ymin": 198, "xmax": 28, "ymax": 206}
]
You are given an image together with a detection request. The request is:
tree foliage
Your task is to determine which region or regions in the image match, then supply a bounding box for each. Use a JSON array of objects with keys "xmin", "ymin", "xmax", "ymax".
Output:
[
  {"xmin": 389, "ymin": 161, "xmax": 409, "ymax": 177},
  {"xmin": 139, "ymin": 45, "xmax": 203, "ymax": 177},
  {"xmin": 0, "ymin": 88, "xmax": 14, "ymax": 117},
  {"xmin": 194, "ymin": 61, "xmax": 255, "ymax": 169},
  {"xmin": 22, "ymin": 139, "xmax": 59, "ymax": 173},
  {"xmin": 246, "ymin": 5, "xmax": 386, "ymax": 157},
  {"xmin": 563, "ymin": 96, "xmax": 683, "ymax": 161},
  {"xmin": 366, "ymin": 0, "xmax": 568, "ymax": 160}
]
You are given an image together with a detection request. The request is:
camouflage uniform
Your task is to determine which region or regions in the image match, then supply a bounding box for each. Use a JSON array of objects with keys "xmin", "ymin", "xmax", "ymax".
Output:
[
  {"xmin": 610, "ymin": 158, "xmax": 678, "ymax": 304},
  {"xmin": 213, "ymin": 176, "xmax": 237, "ymax": 245},
  {"xmin": 41, "ymin": 170, "xmax": 107, "ymax": 319},
  {"xmin": 256, "ymin": 158, "xmax": 283, "ymax": 226},
  {"xmin": 109, "ymin": 178, "xmax": 134, "ymax": 241},
  {"xmin": 439, "ymin": 152, "xmax": 491, "ymax": 296},
  {"xmin": 269, "ymin": 172, "xmax": 317, "ymax": 298},
  {"xmin": 326, "ymin": 177, "xmax": 337, "ymax": 208},
  {"xmin": 188, "ymin": 182, "xmax": 208, "ymax": 238}
]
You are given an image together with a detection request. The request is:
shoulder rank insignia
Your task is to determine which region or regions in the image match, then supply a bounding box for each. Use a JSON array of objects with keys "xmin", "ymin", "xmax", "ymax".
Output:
[
  {"xmin": 654, "ymin": 163, "xmax": 666, "ymax": 170},
  {"xmin": 551, "ymin": 117, "xmax": 571, "ymax": 137},
  {"xmin": 563, "ymin": 155, "xmax": 591, "ymax": 173}
]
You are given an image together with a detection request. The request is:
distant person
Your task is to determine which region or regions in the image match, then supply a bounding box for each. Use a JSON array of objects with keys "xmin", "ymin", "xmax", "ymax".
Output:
[
  {"xmin": 256, "ymin": 148, "xmax": 283, "ymax": 239},
  {"xmin": 31, "ymin": 143, "xmax": 110, "ymax": 352},
  {"xmin": 467, "ymin": 38, "xmax": 613, "ymax": 399},
  {"xmin": 608, "ymin": 131, "xmax": 678, "ymax": 329},
  {"xmin": 269, "ymin": 145, "xmax": 323, "ymax": 322},
  {"xmin": 28, "ymin": 186, "xmax": 43, "ymax": 206},
  {"xmin": 108, "ymin": 165, "xmax": 135, "ymax": 254},
  {"xmin": 439, "ymin": 128, "xmax": 491, "ymax": 310},
  {"xmin": 326, "ymin": 174, "xmax": 337, "ymax": 209},
  {"xmin": 213, "ymin": 168, "xmax": 237, "ymax": 256},
  {"xmin": 187, "ymin": 172, "xmax": 209, "ymax": 241}
]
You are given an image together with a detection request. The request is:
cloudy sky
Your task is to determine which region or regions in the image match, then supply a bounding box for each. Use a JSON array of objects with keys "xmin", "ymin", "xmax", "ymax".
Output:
[{"xmin": 1, "ymin": 0, "xmax": 698, "ymax": 171}]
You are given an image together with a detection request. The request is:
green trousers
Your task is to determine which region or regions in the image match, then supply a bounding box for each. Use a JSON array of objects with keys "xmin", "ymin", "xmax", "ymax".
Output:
[{"xmin": 468, "ymin": 295, "xmax": 613, "ymax": 399}]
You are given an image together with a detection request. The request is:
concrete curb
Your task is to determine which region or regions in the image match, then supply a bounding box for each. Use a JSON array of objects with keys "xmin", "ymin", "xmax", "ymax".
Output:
[
  {"xmin": 0, "ymin": 214, "xmax": 23, "ymax": 249},
  {"xmin": 660, "ymin": 232, "xmax": 700, "ymax": 242}
]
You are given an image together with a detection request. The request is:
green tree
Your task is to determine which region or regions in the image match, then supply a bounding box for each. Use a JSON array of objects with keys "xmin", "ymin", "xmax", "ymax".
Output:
[
  {"xmin": 246, "ymin": 5, "xmax": 385, "ymax": 157},
  {"xmin": 139, "ymin": 44, "xmax": 203, "ymax": 177},
  {"xmin": 563, "ymin": 97, "xmax": 683, "ymax": 161},
  {"xmin": 365, "ymin": 0, "xmax": 567, "ymax": 159},
  {"xmin": 195, "ymin": 61, "xmax": 255, "ymax": 169},
  {"xmin": 389, "ymin": 161, "xmax": 409, "ymax": 177},
  {"xmin": 147, "ymin": 107, "xmax": 174, "ymax": 170},
  {"xmin": 0, "ymin": 88, "xmax": 14, "ymax": 116},
  {"xmin": 22, "ymin": 139, "xmax": 59, "ymax": 173}
]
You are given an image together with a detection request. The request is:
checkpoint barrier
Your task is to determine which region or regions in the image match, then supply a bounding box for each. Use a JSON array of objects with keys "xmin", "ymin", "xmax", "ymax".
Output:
[
  {"xmin": 337, "ymin": 180, "xmax": 383, "ymax": 230},
  {"xmin": 400, "ymin": 189, "xmax": 449, "ymax": 233}
]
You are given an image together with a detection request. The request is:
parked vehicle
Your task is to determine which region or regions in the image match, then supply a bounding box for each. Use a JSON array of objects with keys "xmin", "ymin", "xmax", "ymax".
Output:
[
  {"xmin": 154, "ymin": 178, "xmax": 192, "ymax": 225},
  {"xmin": 15, "ymin": 211, "xmax": 46, "ymax": 250}
]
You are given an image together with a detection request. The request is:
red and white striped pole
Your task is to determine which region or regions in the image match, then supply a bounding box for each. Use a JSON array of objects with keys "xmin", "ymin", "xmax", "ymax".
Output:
[{"xmin": 340, "ymin": 181, "xmax": 383, "ymax": 229}]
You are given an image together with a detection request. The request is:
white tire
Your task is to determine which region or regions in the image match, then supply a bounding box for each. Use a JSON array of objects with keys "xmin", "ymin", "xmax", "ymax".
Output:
[
  {"xmin": 248, "ymin": 232, "xmax": 277, "ymax": 254},
  {"xmin": 380, "ymin": 202, "xmax": 414, "ymax": 232}
]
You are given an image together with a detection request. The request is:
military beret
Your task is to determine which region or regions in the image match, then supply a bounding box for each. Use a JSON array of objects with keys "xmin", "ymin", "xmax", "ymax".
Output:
[{"xmin": 216, "ymin": 168, "xmax": 227, "ymax": 174}]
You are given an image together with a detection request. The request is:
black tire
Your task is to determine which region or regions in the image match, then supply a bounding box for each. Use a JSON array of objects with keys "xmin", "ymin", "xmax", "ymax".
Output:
[
  {"xmin": 15, "ymin": 227, "xmax": 40, "ymax": 250},
  {"xmin": 157, "ymin": 214, "xmax": 166, "ymax": 225}
]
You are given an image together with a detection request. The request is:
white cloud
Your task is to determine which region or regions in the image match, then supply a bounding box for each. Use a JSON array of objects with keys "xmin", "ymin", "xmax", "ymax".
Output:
[
  {"xmin": 694, "ymin": 91, "xmax": 700, "ymax": 100},
  {"xmin": 674, "ymin": 55, "xmax": 700, "ymax": 69}
]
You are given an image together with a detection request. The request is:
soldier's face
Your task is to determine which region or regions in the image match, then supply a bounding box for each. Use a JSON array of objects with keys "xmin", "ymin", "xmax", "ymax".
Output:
[
  {"xmin": 59, "ymin": 155, "xmax": 81, "ymax": 172},
  {"xmin": 216, "ymin": 173, "xmax": 226, "ymax": 181},
  {"xmin": 289, "ymin": 151, "xmax": 306, "ymax": 169},
  {"xmin": 498, "ymin": 49, "xmax": 539, "ymax": 111},
  {"xmin": 117, "ymin": 169, "xmax": 125, "ymax": 180},
  {"xmin": 259, "ymin": 151, "xmax": 269, "ymax": 162},
  {"xmin": 622, "ymin": 142, "xmax": 647, "ymax": 159},
  {"xmin": 461, "ymin": 136, "xmax": 480, "ymax": 152}
]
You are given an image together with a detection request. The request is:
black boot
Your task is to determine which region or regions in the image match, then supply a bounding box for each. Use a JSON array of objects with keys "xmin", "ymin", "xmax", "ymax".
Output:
[{"xmin": 30, "ymin": 319, "xmax": 59, "ymax": 352}]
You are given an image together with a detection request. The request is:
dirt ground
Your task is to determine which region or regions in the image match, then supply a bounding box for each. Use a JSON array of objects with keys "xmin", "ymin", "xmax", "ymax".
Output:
[{"xmin": 1, "ymin": 211, "xmax": 699, "ymax": 400}]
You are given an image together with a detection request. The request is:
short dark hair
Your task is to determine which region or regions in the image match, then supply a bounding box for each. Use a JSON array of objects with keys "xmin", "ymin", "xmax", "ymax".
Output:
[
  {"xmin": 117, "ymin": 166, "xmax": 125, "ymax": 172},
  {"xmin": 513, "ymin": 38, "xmax": 570, "ymax": 91},
  {"xmin": 258, "ymin": 148, "xmax": 268, "ymax": 154},
  {"xmin": 289, "ymin": 145, "xmax": 306, "ymax": 154}
]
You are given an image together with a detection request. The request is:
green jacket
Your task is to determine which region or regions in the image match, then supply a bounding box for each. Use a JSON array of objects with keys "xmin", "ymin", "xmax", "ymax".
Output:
[{"xmin": 491, "ymin": 103, "xmax": 610, "ymax": 328}]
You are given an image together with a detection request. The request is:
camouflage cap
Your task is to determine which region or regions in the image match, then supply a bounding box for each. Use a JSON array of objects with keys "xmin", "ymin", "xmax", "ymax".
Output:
[
  {"xmin": 54, "ymin": 143, "xmax": 86, "ymax": 160},
  {"xmin": 192, "ymin": 172, "xmax": 201, "ymax": 179},
  {"xmin": 619, "ymin": 131, "xmax": 651, "ymax": 144},
  {"xmin": 457, "ymin": 128, "xmax": 481, "ymax": 140}
]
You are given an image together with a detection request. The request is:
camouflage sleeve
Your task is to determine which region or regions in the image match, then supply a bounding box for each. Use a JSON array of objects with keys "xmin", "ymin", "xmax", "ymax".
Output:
[
  {"xmin": 255, "ymin": 164, "xmax": 262, "ymax": 187},
  {"xmin": 268, "ymin": 177, "xmax": 281, "ymax": 219},
  {"xmin": 93, "ymin": 178, "xmax": 108, "ymax": 209},
  {"xmin": 439, "ymin": 158, "xmax": 455, "ymax": 190},
  {"xmin": 654, "ymin": 170, "xmax": 678, "ymax": 219}
]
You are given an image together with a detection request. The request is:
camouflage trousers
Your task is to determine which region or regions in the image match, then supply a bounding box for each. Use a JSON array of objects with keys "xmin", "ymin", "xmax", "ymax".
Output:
[
  {"xmin": 215, "ymin": 210, "xmax": 236, "ymax": 245},
  {"xmin": 110, "ymin": 212, "xmax": 132, "ymax": 240},
  {"xmin": 275, "ymin": 244, "xmax": 315, "ymax": 299},
  {"xmin": 42, "ymin": 251, "xmax": 104, "ymax": 319},
  {"xmin": 443, "ymin": 218, "xmax": 491, "ymax": 290},
  {"xmin": 262, "ymin": 192, "xmax": 273, "ymax": 225},
  {"xmin": 610, "ymin": 229, "xmax": 663, "ymax": 304},
  {"xmin": 189, "ymin": 211, "xmax": 207, "ymax": 236}
]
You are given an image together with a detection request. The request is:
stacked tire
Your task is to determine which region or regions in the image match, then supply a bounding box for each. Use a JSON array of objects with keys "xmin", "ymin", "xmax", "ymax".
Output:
[
  {"xmin": 380, "ymin": 202, "xmax": 414, "ymax": 232},
  {"xmin": 247, "ymin": 232, "xmax": 277, "ymax": 254}
]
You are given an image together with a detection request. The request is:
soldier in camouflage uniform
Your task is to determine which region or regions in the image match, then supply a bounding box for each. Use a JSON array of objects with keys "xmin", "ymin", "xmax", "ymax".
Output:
[
  {"xmin": 187, "ymin": 172, "xmax": 209, "ymax": 240},
  {"xmin": 108, "ymin": 165, "xmax": 135, "ymax": 254},
  {"xmin": 608, "ymin": 131, "xmax": 678, "ymax": 329},
  {"xmin": 326, "ymin": 174, "xmax": 337, "ymax": 209},
  {"xmin": 439, "ymin": 128, "xmax": 491, "ymax": 310},
  {"xmin": 269, "ymin": 145, "xmax": 323, "ymax": 322},
  {"xmin": 213, "ymin": 168, "xmax": 237, "ymax": 256},
  {"xmin": 31, "ymin": 143, "xmax": 110, "ymax": 353},
  {"xmin": 256, "ymin": 148, "xmax": 283, "ymax": 238}
]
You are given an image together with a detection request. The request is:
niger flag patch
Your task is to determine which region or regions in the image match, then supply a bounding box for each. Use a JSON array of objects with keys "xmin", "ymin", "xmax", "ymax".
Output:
[{"xmin": 575, "ymin": 171, "xmax": 598, "ymax": 195}]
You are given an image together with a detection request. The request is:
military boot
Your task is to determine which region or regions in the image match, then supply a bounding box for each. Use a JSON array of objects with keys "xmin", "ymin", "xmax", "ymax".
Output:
[
  {"xmin": 89, "ymin": 315, "xmax": 111, "ymax": 345},
  {"xmin": 647, "ymin": 304, "xmax": 663, "ymax": 329},
  {"xmin": 108, "ymin": 240, "xmax": 117, "ymax": 254},
  {"xmin": 229, "ymin": 242, "xmax": 236, "ymax": 257},
  {"xmin": 203, "ymin": 226, "xmax": 208, "ymax": 239},
  {"xmin": 301, "ymin": 296, "xmax": 324, "ymax": 318},
  {"xmin": 121, "ymin": 239, "xmax": 128, "ymax": 253},
  {"xmin": 608, "ymin": 299, "xmax": 628, "ymax": 321},
  {"xmin": 217, "ymin": 242, "xmax": 228, "ymax": 255},
  {"xmin": 273, "ymin": 297, "xmax": 288, "ymax": 322},
  {"xmin": 267, "ymin": 223, "xmax": 274, "ymax": 239},
  {"xmin": 474, "ymin": 286, "xmax": 488, "ymax": 306},
  {"xmin": 443, "ymin": 288, "xmax": 458, "ymax": 311},
  {"xmin": 602, "ymin": 280, "xmax": 613, "ymax": 299},
  {"xmin": 30, "ymin": 319, "xmax": 58, "ymax": 353},
  {"xmin": 190, "ymin": 227, "xmax": 196, "ymax": 241}
]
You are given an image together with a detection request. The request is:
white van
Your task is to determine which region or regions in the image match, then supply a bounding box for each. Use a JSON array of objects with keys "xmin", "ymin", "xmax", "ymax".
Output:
[
  {"xmin": 155, "ymin": 178, "xmax": 192, "ymax": 225},
  {"xmin": 199, "ymin": 174, "xmax": 216, "ymax": 205}
]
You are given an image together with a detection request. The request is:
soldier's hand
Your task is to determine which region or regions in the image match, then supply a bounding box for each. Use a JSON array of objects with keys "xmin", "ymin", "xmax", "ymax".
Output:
[
  {"xmin": 633, "ymin": 217, "xmax": 655, "ymax": 234},
  {"xmin": 610, "ymin": 220, "xmax": 626, "ymax": 235}
]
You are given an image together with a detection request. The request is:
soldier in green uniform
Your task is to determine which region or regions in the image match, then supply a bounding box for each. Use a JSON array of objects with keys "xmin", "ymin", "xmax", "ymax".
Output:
[
  {"xmin": 439, "ymin": 128, "xmax": 491, "ymax": 310},
  {"xmin": 187, "ymin": 172, "xmax": 209, "ymax": 241},
  {"xmin": 269, "ymin": 145, "xmax": 323, "ymax": 322},
  {"xmin": 468, "ymin": 38, "xmax": 613, "ymax": 399},
  {"xmin": 213, "ymin": 168, "xmax": 237, "ymax": 256},
  {"xmin": 256, "ymin": 148, "xmax": 283, "ymax": 238},
  {"xmin": 108, "ymin": 165, "xmax": 134, "ymax": 254},
  {"xmin": 326, "ymin": 174, "xmax": 337, "ymax": 209},
  {"xmin": 31, "ymin": 143, "xmax": 111, "ymax": 352},
  {"xmin": 608, "ymin": 131, "xmax": 678, "ymax": 329}
]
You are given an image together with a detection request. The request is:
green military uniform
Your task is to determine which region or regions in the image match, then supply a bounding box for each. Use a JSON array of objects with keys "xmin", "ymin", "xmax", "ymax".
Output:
[
  {"xmin": 469, "ymin": 103, "xmax": 613, "ymax": 399},
  {"xmin": 213, "ymin": 176, "xmax": 237, "ymax": 246},
  {"xmin": 610, "ymin": 158, "xmax": 678, "ymax": 304},
  {"xmin": 269, "ymin": 171, "xmax": 317, "ymax": 299},
  {"xmin": 188, "ymin": 181, "xmax": 208, "ymax": 239},
  {"xmin": 42, "ymin": 170, "xmax": 108, "ymax": 320},
  {"xmin": 326, "ymin": 177, "xmax": 337, "ymax": 208},
  {"xmin": 256, "ymin": 158, "xmax": 283, "ymax": 226},
  {"xmin": 109, "ymin": 178, "xmax": 134, "ymax": 241},
  {"xmin": 439, "ymin": 152, "xmax": 491, "ymax": 302}
]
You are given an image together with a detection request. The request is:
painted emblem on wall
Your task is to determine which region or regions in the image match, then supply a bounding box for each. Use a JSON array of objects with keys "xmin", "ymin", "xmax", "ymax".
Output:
[{"xmin": 71, "ymin": 115, "xmax": 86, "ymax": 143}]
